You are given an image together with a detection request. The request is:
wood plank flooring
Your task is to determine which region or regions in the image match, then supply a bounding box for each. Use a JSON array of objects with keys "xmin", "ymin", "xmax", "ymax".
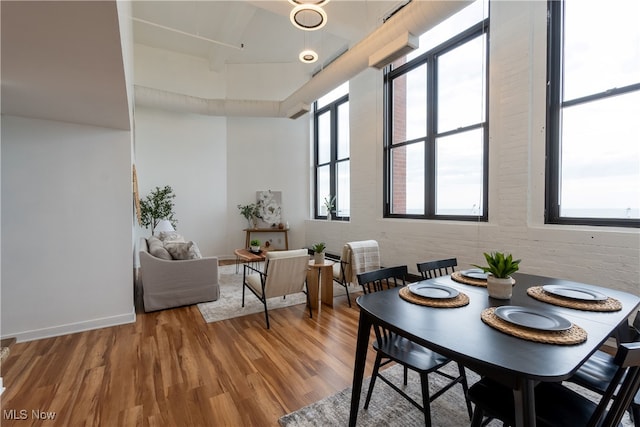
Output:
[{"xmin": 0, "ymin": 290, "xmax": 374, "ymax": 426}]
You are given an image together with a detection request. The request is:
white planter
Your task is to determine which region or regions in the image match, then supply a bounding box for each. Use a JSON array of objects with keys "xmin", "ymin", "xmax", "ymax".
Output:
[
  {"xmin": 487, "ymin": 275, "xmax": 515, "ymax": 299},
  {"xmin": 314, "ymin": 252, "xmax": 325, "ymax": 265},
  {"xmin": 250, "ymin": 245, "xmax": 260, "ymax": 252}
]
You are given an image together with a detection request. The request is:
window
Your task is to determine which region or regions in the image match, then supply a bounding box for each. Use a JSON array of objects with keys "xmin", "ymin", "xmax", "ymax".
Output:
[
  {"xmin": 547, "ymin": 0, "xmax": 640, "ymax": 227},
  {"xmin": 384, "ymin": 1, "xmax": 488, "ymax": 221},
  {"xmin": 314, "ymin": 82, "xmax": 350, "ymax": 220}
]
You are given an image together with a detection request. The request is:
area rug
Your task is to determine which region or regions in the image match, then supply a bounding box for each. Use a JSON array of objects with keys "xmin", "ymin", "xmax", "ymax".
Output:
[
  {"xmin": 198, "ymin": 263, "xmax": 351, "ymax": 323},
  {"xmin": 278, "ymin": 363, "xmax": 634, "ymax": 427}
]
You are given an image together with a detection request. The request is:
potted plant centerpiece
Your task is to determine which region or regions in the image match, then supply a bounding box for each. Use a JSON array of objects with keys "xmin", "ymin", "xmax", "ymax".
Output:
[
  {"xmin": 312, "ymin": 242, "xmax": 326, "ymax": 264},
  {"xmin": 238, "ymin": 203, "xmax": 260, "ymax": 229},
  {"xmin": 473, "ymin": 251, "xmax": 521, "ymax": 299},
  {"xmin": 249, "ymin": 239, "xmax": 261, "ymax": 253}
]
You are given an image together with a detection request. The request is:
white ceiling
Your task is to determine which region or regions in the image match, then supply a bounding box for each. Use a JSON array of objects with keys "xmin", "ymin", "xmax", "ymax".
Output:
[{"xmin": 131, "ymin": 1, "xmax": 406, "ymax": 74}]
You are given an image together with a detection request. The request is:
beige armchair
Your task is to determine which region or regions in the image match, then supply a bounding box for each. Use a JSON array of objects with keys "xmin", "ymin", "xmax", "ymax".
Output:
[
  {"xmin": 138, "ymin": 237, "xmax": 220, "ymax": 312},
  {"xmin": 332, "ymin": 240, "xmax": 381, "ymax": 306},
  {"xmin": 242, "ymin": 249, "xmax": 311, "ymax": 328}
]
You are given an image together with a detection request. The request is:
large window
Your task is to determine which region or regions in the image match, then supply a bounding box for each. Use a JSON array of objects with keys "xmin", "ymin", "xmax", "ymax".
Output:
[
  {"xmin": 384, "ymin": 1, "xmax": 488, "ymax": 221},
  {"xmin": 314, "ymin": 82, "xmax": 350, "ymax": 220},
  {"xmin": 547, "ymin": 0, "xmax": 640, "ymax": 227}
]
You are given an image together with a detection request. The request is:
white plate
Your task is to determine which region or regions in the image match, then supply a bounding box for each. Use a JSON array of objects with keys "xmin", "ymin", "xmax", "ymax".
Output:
[
  {"xmin": 461, "ymin": 269, "xmax": 488, "ymax": 280},
  {"xmin": 408, "ymin": 283, "xmax": 459, "ymax": 299},
  {"xmin": 542, "ymin": 284, "xmax": 608, "ymax": 302},
  {"xmin": 494, "ymin": 306, "xmax": 572, "ymax": 331}
]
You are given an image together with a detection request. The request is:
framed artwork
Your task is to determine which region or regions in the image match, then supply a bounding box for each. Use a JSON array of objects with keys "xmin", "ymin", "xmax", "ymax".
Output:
[{"xmin": 256, "ymin": 190, "xmax": 282, "ymax": 228}]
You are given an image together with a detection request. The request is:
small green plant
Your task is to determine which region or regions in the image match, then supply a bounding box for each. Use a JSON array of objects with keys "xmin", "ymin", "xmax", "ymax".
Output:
[
  {"xmin": 139, "ymin": 185, "xmax": 177, "ymax": 233},
  {"xmin": 323, "ymin": 195, "xmax": 336, "ymax": 213},
  {"xmin": 473, "ymin": 252, "xmax": 521, "ymax": 279},
  {"xmin": 312, "ymin": 242, "xmax": 326, "ymax": 253},
  {"xmin": 250, "ymin": 239, "xmax": 261, "ymax": 248},
  {"xmin": 238, "ymin": 203, "xmax": 261, "ymax": 228}
]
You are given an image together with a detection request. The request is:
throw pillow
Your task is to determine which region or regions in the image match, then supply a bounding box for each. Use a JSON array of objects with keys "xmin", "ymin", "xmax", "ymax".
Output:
[
  {"xmin": 147, "ymin": 236, "xmax": 172, "ymax": 260},
  {"xmin": 188, "ymin": 241, "xmax": 202, "ymax": 259},
  {"xmin": 158, "ymin": 231, "xmax": 185, "ymax": 243},
  {"xmin": 164, "ymin": 242, "xmax": 193, "ymax": 260}
]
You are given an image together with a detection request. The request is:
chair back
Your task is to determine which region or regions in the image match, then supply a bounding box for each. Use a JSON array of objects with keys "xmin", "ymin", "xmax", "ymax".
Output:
[
  {"xmin": 357, "ymin": 265, "xmax": 407, "ymax": 295},
  {"xmin": 417, "ymin": 258, "xmax": 457, "ymax": 280},
  {"xmin": 262, "ymin": 249, "xmax": 309, "ymax": 299},
  {"xmin": 590, "ymin": 342, "xmax": 640, "ymax": 427},
  {"xmin": 346, "ymin": 240, "xmax": 380, "ymax": 282}
]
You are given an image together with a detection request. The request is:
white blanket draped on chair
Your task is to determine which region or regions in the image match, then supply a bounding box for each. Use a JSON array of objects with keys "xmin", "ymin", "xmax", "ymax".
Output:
[{"xmin": 347, "ymin": 240, "xmax": 380, "ymax": 282}]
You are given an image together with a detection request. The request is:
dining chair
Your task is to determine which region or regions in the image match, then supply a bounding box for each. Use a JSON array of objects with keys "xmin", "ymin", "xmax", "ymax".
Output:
[
  {"xmin": 468, "ymin": 341, "xmax": 640, "ymax": 427},
  {"xmin": 565, "ymin": 310, "xmax": 640, "ymax": 425},
  {"xmin": 242, "ymin": 249, "xmax": 311, "ymax": 329},
  {"xmin": 416, "ymin": 258, "xmax": 457, "ymax": 279},
  {"xmin": 356, "ymin": 266, "xmax": 473, "ymax": 426}
]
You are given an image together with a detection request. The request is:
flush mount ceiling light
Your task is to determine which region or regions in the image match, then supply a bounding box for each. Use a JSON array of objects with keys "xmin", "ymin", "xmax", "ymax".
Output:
[
  {"xmin": 299, "ymin": 49, "xmax": 319, "ymax": 63},
  {"xmin": 288, "ymin": 0, "xmax": 330, "ymax": 5},
  {"xmin": 290, "ymin": 4, "xmax": 327, "ymax": 31}
]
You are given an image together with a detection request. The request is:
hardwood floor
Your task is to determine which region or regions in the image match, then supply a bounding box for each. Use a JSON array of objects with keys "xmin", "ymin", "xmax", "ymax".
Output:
[{"xmin": 0, "ymin": 291, "xmax": 374, "ymax": 426}]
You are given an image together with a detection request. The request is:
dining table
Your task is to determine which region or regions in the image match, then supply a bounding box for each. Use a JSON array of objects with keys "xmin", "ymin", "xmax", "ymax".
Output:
[{"xmin": 348, "ymin": 272, "xmax": 640, "ymax": 427}]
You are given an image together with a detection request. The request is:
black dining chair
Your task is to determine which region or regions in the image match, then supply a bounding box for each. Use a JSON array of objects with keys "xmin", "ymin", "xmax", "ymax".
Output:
[
  {"xmin": 356, "ymin": 266, "xmax": 473, "ymax": 426},
  {"xmin": 565, "ymin": 310, "xmax": 640, "ymax": 425},
  {"xmin": 468, "ymin": 341, "xmax": 640, "ymax": 427},
  {"xmin": 417, "ymin": 258, "xmax": 457, "ymax": 279}
]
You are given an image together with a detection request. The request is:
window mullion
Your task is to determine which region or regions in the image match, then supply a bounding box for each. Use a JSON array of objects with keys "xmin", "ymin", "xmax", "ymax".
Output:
[{"xmin": 426, "ymin": 53, "xmax": 437, "ymax": 217}]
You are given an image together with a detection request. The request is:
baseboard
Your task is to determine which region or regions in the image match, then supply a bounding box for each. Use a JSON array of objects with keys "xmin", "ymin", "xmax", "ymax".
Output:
[{"xmin": 4, "ymin": 311, "xmax": 136, "ymax": 343}]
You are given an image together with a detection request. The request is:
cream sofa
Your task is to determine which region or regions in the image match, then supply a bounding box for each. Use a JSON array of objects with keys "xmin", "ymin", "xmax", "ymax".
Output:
[{"xmin": 138, "ymin": 237, "xmax": 220, "ymax": 312}]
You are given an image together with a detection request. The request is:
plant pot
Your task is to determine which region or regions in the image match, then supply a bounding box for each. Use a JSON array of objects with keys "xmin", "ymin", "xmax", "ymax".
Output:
[
  {"xmin": 250, "ymin": 245, "xmax": 260, "ymax": 252},
  {"xmin": 326, "ymin": 214, "xmax": 332, "ymax": 222},
  {"xmin": 487, "ymin": 275, "xmax": 515, "ymax": 299},
  {"xmin": 314, "ymin": 252, "xmax": 325, "ymax": 265}
]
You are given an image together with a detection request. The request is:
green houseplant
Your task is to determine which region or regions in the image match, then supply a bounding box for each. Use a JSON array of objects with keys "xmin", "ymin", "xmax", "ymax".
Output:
[
  {"xmin": 249, "ymin": 239, "xmax": 261, "ymax": 252},
  {"xmin": 139, "ymin": 185, "xmax": 177, "ymax": 234},
  {"xmin": 473, "ymin": 252, "xmax": 521, "ymax": 299},
  {"xmin": 238, "ymin": 203, "xmax": 260, "ymax": 229},
  {"xmin": 312, "ymin": 242, "xmax": 326, "ymax": 264}
]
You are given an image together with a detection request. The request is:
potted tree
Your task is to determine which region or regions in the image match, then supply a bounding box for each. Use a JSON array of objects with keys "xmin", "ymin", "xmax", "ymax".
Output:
[
  {"xmin": 139, "ymin": 185, "xmax": 177, "ymax": 235},
  {"xmin": 473, "ymin": 251, "xmax": 521, "ymax": 299},
  {"xmin": 312, "ymin": 242, "xmax": 326, "ymax": 264},
  {"xmin": 249, "ymin": 239, "xmax": 261, "ymax": 253}
]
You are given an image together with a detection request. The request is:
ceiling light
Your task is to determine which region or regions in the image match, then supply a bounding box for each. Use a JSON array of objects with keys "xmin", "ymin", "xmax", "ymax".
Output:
[
  {"xmin": 299, "ymin": 49, "xmax": 319, "ymax": 63},
  {"xmin": 288, "ymin": 0, "xmax": 330, "ymax": 6},
  {"xmin": 290, "ymin": 4, "xmax": 327, "ymax": 31}
]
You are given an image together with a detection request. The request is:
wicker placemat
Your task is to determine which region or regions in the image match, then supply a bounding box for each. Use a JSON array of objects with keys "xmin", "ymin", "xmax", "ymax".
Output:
[
  {"xmin": 527, "ymin": 286, "xmax": 622, "ymax": 312},
  {"xmin": 481, "ymin": 307, "xmax": 587, "ymax": 345},
  {"xmin": 399, "ymin": 286, "xmax": 469, "ymax": 308},
  {"xmin": 451, "ymin": 271, "xmax": 487, "ymax": 287}
]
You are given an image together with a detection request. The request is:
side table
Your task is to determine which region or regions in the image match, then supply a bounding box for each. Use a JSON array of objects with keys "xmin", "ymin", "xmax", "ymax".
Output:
[
  {"xmin": 306, "ymin": 259, "xmax": 335, "ymax": 312},
  {"xmin": 234, "ymin": 248, "xmax": 266, "ymax": 274}
]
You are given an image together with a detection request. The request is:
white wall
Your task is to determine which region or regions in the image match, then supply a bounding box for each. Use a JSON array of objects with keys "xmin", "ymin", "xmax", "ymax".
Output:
[
  {"xmin": 305, "ymin": 1, "xmax": 640, "ymax": 295},
  {"xmin": 133, "ymin": 106, "xmax": 228, "ymax": 257},
  {"xmin": 1, "ymin": 116, "xmax": 134, "ymax": 341}
]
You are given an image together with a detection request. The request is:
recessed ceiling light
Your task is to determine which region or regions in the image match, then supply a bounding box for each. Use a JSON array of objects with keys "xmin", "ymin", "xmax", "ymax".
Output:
[
  {"xmin": 290, "ymin": 4, "xmax": 327, "ymax": 31},
  {"xmin": 299, "ymin": 49, "xmax": 319, "ymax": 63}
]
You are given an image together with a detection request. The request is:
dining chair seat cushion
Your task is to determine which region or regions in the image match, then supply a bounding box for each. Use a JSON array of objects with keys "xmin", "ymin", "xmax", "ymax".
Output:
[
  {"xmin": 468, "ymin": 378, "xmax": 597, "ymax": 427},
  {"xmin": 374, "ymin": 334, "xmax": 451, "ymax": 371}
]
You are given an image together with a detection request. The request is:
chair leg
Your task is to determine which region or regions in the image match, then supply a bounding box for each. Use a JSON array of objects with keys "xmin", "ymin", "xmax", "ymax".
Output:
[
  {"xmin": 457, "ymin": 364, "xmax": 473, "ymax": 420},
  {"xmin": 343, "ymin": 280, "xmax": 352, "ymax": 307},
  {"xmin": 242, "ymin": 283, "xmax": 246, "ymax": 307},
  {"xmin": 419, "ymin": 371, "xmax": 432, "ymax": 427},
  {"xmin": 262, "ymin": 297, "xmax": 270, "ymax": 329},
  {"xmin": 470, "ymin": 405, "xmax": 485, "ymax": 427},
  {"xmin": 404, "ymin": 366, "xmax": 408, "ymax": 386},
  {"xmin": 305, "ymin": 281, "xmax": 312, "ymax": 319},
  {"xmin": 364, "ymin": 353, "xmax": 383, "ymax": 410}
]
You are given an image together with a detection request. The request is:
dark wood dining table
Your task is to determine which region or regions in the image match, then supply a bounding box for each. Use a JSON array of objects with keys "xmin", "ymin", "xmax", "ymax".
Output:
[{"xmin": 349, "ymin": 272, "xmax": 640, "ymax": 427}]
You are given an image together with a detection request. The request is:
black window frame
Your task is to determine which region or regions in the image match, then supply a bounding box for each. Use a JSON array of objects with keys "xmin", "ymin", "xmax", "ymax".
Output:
[
  {"xmin": 383, "ymin": 20, "xmax": 490, "ymax": 221},
  {"xmin": 546, "ymin": 0, "xmax": 640, "ymax": 228},
  {"xmin": 314, "ymin": 93, "xmax": 350, "ymax": 220}
]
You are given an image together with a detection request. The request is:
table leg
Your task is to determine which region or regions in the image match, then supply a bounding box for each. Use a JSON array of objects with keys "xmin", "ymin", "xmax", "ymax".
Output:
[
  {"xmin": 349, "ymin": 311, "xmax": 372, "ymax": 427},
  {"xmin": 306, "ymin": 269, "xmax": 320, "ymax": 309},
  {"xmin": 513, "ymin": 378, "xmax": 536, "ymax": 427},
  {"xmin": 320, "ymin": 265, "xmax": 334, "ymax": 307}
]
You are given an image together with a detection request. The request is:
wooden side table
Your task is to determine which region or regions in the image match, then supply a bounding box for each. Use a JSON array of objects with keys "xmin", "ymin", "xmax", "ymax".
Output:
[
  {"xmin": 234, "ymin": 248, "xmax": 267, "ymax": 274},
  {"xmin": 306, "ymin": 259, "xmax": 335, "ymax": 312},
  {"xmin": 244, "ymin": 228, "xmax": 289, "ymax": 250}
]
